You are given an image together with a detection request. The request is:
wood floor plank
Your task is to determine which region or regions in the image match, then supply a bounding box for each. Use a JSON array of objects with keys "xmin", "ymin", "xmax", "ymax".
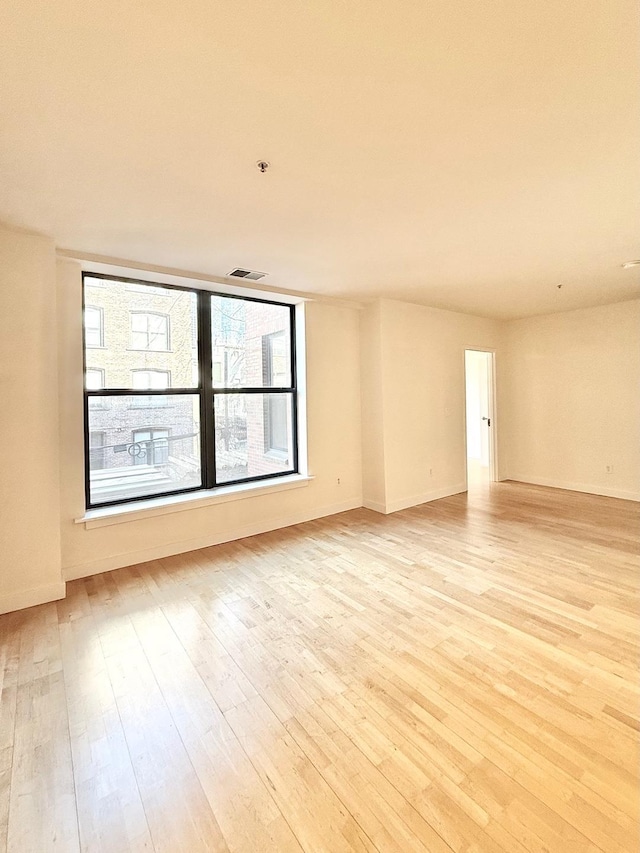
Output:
[
  {"xmin": 56, "ymin": 580, "xmax": 153, "ymax": 852},
  {"xmin": 0, "ymin": 481, "xmax": 638, "ymax": 852},
  {"xmin": 5, "ymin": 605, "xmax": 80, "ymax": 853},
  {"xmin": 119, "ymin": 586, "xmax": 304, "ymax": 853},
  {"xmin": 0, "ymin": 614, "xmax": 22, "ymax": 853},
  {"xmin": 83, "ymin": 573, "xmax": 230, "ymax": 853}
]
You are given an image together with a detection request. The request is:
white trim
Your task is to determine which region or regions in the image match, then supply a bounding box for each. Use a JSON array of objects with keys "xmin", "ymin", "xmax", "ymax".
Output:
[
  {"xmin": 77, "ymin": 473, "xmax": 315, "ymax": 529},
  {"xmin": 64, "ymin": 497, "xmax": 362, "ymax": 581},
  {"xmin": 487, "ymin": 351, "xmax": 498, "ymax": 483},
  {"xmin": 385, "ymin": 484, "xmax": 467, "ymax": 514},
  {"xmin": 507, "ymin": 476, "xmax": 640, "ymax": 502},
  {"xmin": 362, "ymin": 499, "xmax": 387, "ymax": 514},
  {"xmin": 294, "ymin": 303, "xmax": 309, "ymax": 476},
  {"xmin": 464, "ymin": 347, "xmax": 498, "ymax": 487},
  {"xmin": 0, "ymin": 581, "xmax": 66, "ymax": 616},
  {"xmin": 363, "ymin": 484, "xmax": 467, "ymax": 515}
]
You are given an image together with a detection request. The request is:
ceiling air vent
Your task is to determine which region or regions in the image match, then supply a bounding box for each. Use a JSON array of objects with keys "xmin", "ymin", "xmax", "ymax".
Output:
[{"xmin": 228, "ymin": 268, "xmax": 267, "ymax": 281}]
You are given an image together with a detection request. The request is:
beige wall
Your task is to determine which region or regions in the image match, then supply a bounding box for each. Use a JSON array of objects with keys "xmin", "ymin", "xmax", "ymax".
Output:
[
  {"xmin": 501, "ymin": 300, "xmax": 640, "ymax": 500},
  {"xmin": 1, "ymin": 224, "xmax": 637, "ymax": 614},
  {"xmin": 58, "ymin": 259, "xmax": 363, "ymax": 580},
  {"xmin": 361, "ymin": 299, "xmax": 503, "ymax": 513},
  {"xmin": 0, "ymin": 227, "xmax": 64, "ymax": 614}
]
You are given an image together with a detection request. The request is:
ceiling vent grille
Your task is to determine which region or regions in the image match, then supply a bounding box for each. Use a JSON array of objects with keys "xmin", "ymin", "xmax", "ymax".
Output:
[{"xmin": 228, "ymin": 268, "xmax": 267, "ymax": 281}]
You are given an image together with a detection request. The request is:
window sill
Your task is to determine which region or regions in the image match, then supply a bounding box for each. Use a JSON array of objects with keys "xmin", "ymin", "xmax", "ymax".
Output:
[
  {"xmin": 75, "ymin": 473, "xmax": 314, "ymax": 529},
  {"xmin": 126, "ymin": 348, "xmax": 172, "ymax": 353},
  {"xmin": 264, "ymin": 449, "xmax": 288, "ymax": 462}
]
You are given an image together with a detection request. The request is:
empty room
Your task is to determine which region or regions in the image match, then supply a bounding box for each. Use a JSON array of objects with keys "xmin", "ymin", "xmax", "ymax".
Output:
[{"xmin": 0, "ymin": 1, "xmax": 638, "ymax": 851}]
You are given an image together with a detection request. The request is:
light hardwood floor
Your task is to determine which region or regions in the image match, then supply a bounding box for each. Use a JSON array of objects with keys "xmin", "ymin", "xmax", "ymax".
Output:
[{"xmin": 1, "ymin": 481, "xmax": 638, "ymax": 852}]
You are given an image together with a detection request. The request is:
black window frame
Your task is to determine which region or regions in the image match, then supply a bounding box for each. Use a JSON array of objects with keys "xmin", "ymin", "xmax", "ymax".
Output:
[{"xmin": 82, "ymin": 272, "xmax": 298, "ymax": 509}]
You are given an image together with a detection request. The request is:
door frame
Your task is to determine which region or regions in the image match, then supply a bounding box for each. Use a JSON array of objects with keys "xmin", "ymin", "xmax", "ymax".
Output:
[{"xmin": 464, "ymin": 348, "xmax": 498, "ymax": 486}]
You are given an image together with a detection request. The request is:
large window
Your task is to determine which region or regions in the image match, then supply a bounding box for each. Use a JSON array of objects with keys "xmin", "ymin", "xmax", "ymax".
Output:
[{"xmin": 83, "ymin": 274, "xmax": 297, "ymax": 507}]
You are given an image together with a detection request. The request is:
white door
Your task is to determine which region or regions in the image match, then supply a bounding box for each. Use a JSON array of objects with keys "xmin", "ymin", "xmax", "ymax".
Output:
[{"xmin": 465, "ymin": 350, "xmax": 495, "ymax": 485}]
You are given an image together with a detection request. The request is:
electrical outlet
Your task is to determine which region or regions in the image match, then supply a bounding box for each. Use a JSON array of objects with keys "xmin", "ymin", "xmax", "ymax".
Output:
[
  {"xmin": 337, "ymin": 477, "xmax": 341, "ymax": 485},
  {"xmin": 429, "ymin": 468, "xmax": 433, "ymax": 477},
  {"xmin": 605, "ymin": 465, "xmax": 613, "ymax": 474}
]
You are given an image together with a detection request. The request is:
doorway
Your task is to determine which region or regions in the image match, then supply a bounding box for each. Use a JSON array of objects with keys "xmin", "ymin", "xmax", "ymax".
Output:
[{"xmin": 465, "ymin": 350, "xmax": 496, "ymax": 488}]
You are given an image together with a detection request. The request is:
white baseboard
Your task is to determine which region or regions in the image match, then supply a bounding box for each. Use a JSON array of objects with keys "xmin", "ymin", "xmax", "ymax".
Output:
[
  {"xmin": 385, "ymin": 484, "xmax": 467, "ymax": 514},
  {"xmin": 63, "ymin": 496, "xmax": 363, "ymax": 581},
  {"xmin": 507, "ymin": 475, "xmax": 640, "ymax": 502},
  {"xmin": 0, "ymin": 581, "xmax": 66, "ymax": 616},
  {"xmin": 362, "ymin": 499, "xmax": 387, "ymax": 514},
  {"xmin": 363, "ymin": 484, "xmax": 467, "ymax": 515}
]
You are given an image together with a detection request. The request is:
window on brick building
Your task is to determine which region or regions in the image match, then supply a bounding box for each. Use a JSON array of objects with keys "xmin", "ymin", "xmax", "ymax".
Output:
[
  {"xmin": 83, "ymin": 274, "xmax": 298, "ymax": 507},
  {"xmin": 131, "ymin": 369, "xmax": 170, "ymax": 408},
  {"xmin": 84, "ymin": 306, "xmax": 103, "ymax": 348},
  {"xmin": 132, "ymin": 428, "xmax": 170, "ymax": 466},
  {"xmin": 85, "ymin": 368, "xmax": 104, "ymax": 390},
  {"xmin": 263, "ymin": 332, "xmax": 289, "ymax": 456},
  {"xmin": 132, "ymin": 369, "xmax": 170, "ymax": 389},
  {"xmin": 88, "ymin": 431, "xmax": 106, "ymax": 470},
  {"xmin": 130, "ymin": 312, "xmax": 170, "ymax": 351}
]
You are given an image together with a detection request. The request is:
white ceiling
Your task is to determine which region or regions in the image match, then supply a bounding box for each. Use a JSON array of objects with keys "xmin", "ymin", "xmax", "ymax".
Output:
[{"xmin": 1, "ymin": 0, "xmax": 638, "ymax": 318}]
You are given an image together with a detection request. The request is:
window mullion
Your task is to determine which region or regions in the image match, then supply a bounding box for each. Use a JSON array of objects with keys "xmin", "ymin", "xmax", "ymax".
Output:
[{"xmin": 198, "ymin": 292, "xmax": 216, "ymax": 489}]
